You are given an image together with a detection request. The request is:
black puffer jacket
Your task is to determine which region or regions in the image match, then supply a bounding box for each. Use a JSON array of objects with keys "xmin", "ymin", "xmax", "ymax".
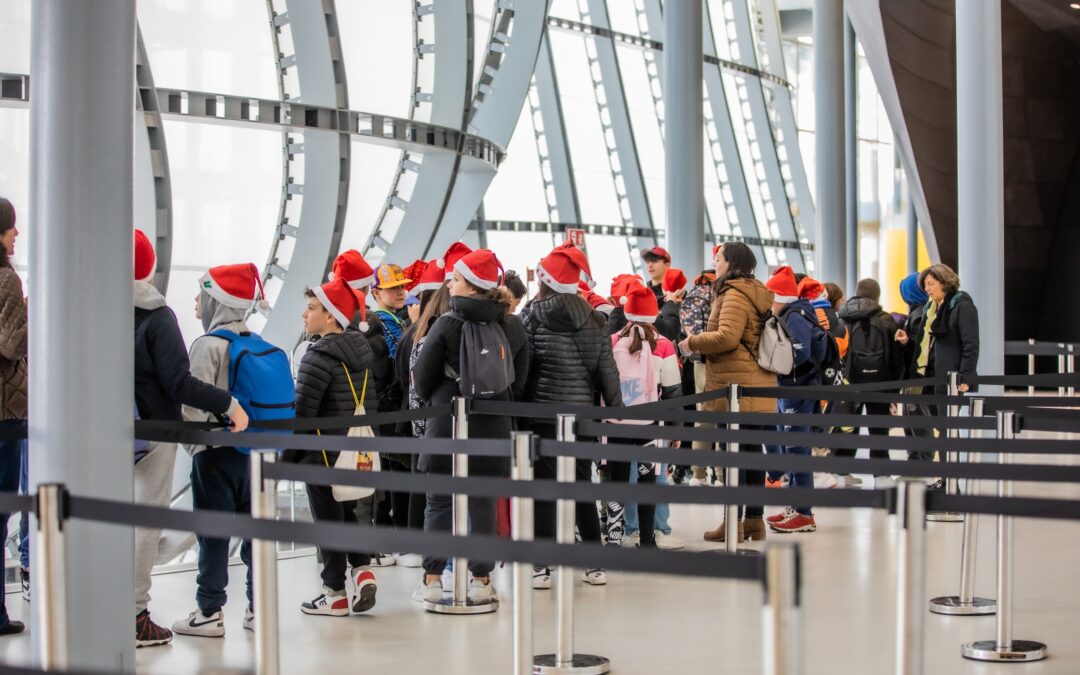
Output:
[
  {"xmin": 413, "ymin": 295, "xmax": 530, "ymax": 475},
  {"xmin": 521, "ymin": 293, "xmax": 622, "ymax": 411},
  {"xmin": 285, "ymin": 330, "xmax": 375, "ymax": 465},
  {"xmin": 362, "ymin": 312, "xmax": 405, "ymax": 436},
  {"xmin": 928, "ymin": 291, "xmax": 980, "ymax": 390},
  {"xmin": 606, "ymin": 301, "xmax": 681, "ymax": 342}
]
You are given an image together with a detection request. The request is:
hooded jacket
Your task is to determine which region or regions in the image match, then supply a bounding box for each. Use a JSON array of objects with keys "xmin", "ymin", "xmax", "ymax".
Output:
[
  {"xmin": 521, "ymin": 292, "xmax": 622, "ymax": 414},
  {"xmin": 284, "ymin": 329, "xmax": 375, "ymax": 466},
  {"xmin": 686, "ymin": 277, "xmax": 777, "ymax": 413},
  {"xmin": 362, "ymin": 311, "xmax": 404, "ymax": 435},
  {"xmin": 838, "ymin": 296, "xmax": 903, "ymax": 382},
  {"xmin": 779, "ymin": 298, "xmax": 830, "ymax": 387},
  {"xmin": 0, "ymin": 267, "xmax": 27, "ymax": 421},
  {"xmin": 134, "ymin": 281, "xmax": 233, "ymax": 423},
  {"xmin": 927, "ymin": 291, "xmax": 980, "ymax": 387},
  {"xmin": 412, "ymin": 295, "xmax": 530, "ymax": 475},
  {"xmin": 182, "ymin": 291, "xmax": 250, "ymax": 455}
]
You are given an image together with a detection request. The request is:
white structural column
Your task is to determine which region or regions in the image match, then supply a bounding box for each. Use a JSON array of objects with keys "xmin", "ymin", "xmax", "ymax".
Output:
[
  {"xmin": 813, "ymin": 0, "xmax": 847, "ymax": 289},
  {"xmin": 844, "ymin": 16, "xmax": 858, "ymax": 289},
  {"xmin": 29, "ymin": 0, "xmax": 136, "ymax": 670},
  {"xmin": 956, "ymin": 0, "xmax": 1004, "ymax": 383},
  {"xmin": 663, "ymin": 0, "xmax": 705, "ymax": 272}
]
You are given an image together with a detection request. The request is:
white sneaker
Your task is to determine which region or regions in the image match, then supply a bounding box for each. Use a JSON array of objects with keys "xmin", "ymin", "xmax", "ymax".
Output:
[
  {"xmin": 875, "ymin": 476, "xmax": 897, "ymax": 489},
  {"xmin": 468, "ymin": 577, "xmax": 497, "ymax": 602},
  {"xmin": 814, "ymin": 473, "xmax": 839, "ymax": 489},
  {"xmin": 368, "ymin": 552, "xmax": 396, "ymax": 567},
  {"xmin": 172, "ymin": 609, "xmax": 225, "ymax": 638},
  {"xmin": 842, "ymin": 474, "xmax": 864, "ymax": 487},
  {"xmin": 621, "ymin": 531, "xmax": 640, "ymax": 548},
  {"xmin": 395, "ymin": 552, "xmax": 423, "ymax": 568},
  {"xmin": 243, "ymin": 607, "xmax": 254, "ymax": 632},
  {"xmin": 412, "ymin": 578, "xmax": 444, "ymax": 603},
  {"xmin": 582, "ymin": 569, "xmax": 607, "ymax": 586},
  {"xmin": 654, "ymin": 532, "xmax": 685, "ymax": 550},
  {"xmin": 532, "ymin": 566, "xmax": 552, "ymax": 590},
  {"xmin": 688, "ymin": 476, "xmax": 710, "ymax": 487},
  {"xmin": 301, "ymin": 588, "xmax": 350, "ymax": 617}
]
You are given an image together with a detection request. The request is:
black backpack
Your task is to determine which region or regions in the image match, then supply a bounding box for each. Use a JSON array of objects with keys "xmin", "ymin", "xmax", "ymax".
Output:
[
  {"xmin": 791, "ymin": 307, "xmax": 843, "ymax": 385},
  {"xmin": 845, "ymin": 316, "xmax": 889, "ymax": 384},
  {"xmin": 448, "ymin": 318, "xmax": 515, "ymax": 399}
]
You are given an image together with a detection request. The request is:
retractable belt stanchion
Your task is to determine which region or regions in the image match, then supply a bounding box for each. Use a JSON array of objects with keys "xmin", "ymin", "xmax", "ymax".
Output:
[
  {"xmin": 511, "ymin": 432, "xmax": 536, "ymax": 675},
  {"xmin": 535, "ymin": 414, "xmax": 610, "ymax": 675},
  {"xmin": 251, "ymin": 451, "xmax": 280, "ymax": 675},
  {"xmin": 930, "ymin": 398, "xmax": 995, "ymax": 615},
  {"xmin": 927, "ymin": 373, "xmax": 963, "ymax": 522},
  {"xmin": 425, "ymin": 397, "xmax": 498, "ymax": 614},
  {"xmin": 762, "ymin": 542, "xmax": 801, "ymax": 675},
  {"xmin": 961, "ymin": 411, "xmax": 1047, "ymax": 662},
  {"xmin": 724, "ymin": 384, "xmax": 759, "ymax": 557},
  {"xmin": 36, "ymin": 483, "xmax": 68, "ymax": 670},
  {"xmin": 1058, "ymin": 345, "xmax": 1067, "ymax": 398},
  {"xmin": 1027, "ymin": 339, "xmax": 1035, "ymax": 396},
  {"xmin": 895, "ymin": 479, "xmax": 928, "ymax": 675}
]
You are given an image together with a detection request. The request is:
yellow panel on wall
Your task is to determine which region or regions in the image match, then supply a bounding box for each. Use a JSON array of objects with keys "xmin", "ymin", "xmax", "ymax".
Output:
[{"xmin": 879, "ymin": 227, "xmax": 932, "ymax": 315}]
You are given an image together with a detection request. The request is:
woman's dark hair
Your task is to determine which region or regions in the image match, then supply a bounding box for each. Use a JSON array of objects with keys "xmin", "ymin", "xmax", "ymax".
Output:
[
  {"xmin": 0, "ymin": 198, "xmax": 15, "ymax": 269},
  {"xmin": 919, "ymin": 264, "xmax": 961, "ymax": 296},
  {"xmin": 824, "ymin": 282, "xmax": 844, "ymax": 309},
  {"xmin": 537, "ymin": 281, "xmax": 607, "ymax": 329},
  {"xmin": 503, "ymin": 269, "xmax": 527, "ymax": 300},
  {"xmin": 794, "ymin": 272, "xmax": 807, "ymax": 284},
  {"xmin": 460, "ymin": 275, "xmax": 515, "ymax": 319},
  {"xmin": 413, "ymin": 284, "xmax": 452, "ymax": 342},
  {"xmin": 618, "ymin": 322, "xmax": 658, "ymax": 355},
  {"xmin": 718, "ymin": 242, "xmax": 756, "ymax": 283}
]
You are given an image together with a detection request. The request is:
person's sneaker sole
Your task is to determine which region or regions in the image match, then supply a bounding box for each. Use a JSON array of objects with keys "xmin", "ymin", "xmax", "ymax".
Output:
[
  {"xmin": 769, "ymin": 523, "xmax": 817, "ymax": 533},
  {"xmin": 532, "ymin": 574, "xmax": 552, "ymax": 590},
  {"xmin": 352, "ymin": 583, "xmax": 377, "ymax": 613},
  {"xmin": 300, "ymin": 603, "xmax": 349, "ymax": 617},
  {"xmin": 172, "ymin": 623, "xmax": 224, "ymax": 638},
  {"xmin": 136, "ymin": 636, "xmax": 173, "ymax": 648}
]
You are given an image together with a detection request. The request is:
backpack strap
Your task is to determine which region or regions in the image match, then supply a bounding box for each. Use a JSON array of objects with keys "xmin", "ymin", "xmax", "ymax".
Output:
[{"xmin": 341, "ymin": 362, "xmax": 369, "ymax": 408}]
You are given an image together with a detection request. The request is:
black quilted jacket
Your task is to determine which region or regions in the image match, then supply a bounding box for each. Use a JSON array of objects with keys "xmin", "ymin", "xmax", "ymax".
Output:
[
  {"xmin": 520, "ymin": 293, "xmax": 623, "ymax": 412},
  {"xmin": 284, "ymin": 329, "xmax": 375, "ymax": 465}
]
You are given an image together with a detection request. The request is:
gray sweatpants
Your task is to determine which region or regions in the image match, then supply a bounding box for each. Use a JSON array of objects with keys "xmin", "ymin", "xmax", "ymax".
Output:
[{"xmin": 134, "ymin": 442, "xmax": 177, "ymax": 614}]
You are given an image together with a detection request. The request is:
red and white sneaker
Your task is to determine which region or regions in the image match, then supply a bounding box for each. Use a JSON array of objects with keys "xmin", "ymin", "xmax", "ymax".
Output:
[
  {"xmin": 766, "ymin": 508, "xmax": 795, "ymax": 524},
  {"xmin": 352, "ymin": 570, "xmax": 377, "ymax": 613},
  {"xmin": 770, "ymin": 512, "xmax": 817, "ymax": 533},
  {"xmin": 300, "ymin": 588, "xmax": 350, "ymax": 617}
]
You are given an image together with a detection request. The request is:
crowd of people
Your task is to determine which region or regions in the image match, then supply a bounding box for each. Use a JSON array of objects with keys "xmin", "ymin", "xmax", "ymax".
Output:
[{"xmin": 0, "ymin": 194, "xmax": 982, "ymax": 648}]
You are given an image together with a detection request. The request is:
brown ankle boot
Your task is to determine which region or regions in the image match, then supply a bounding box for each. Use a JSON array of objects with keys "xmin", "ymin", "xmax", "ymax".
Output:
[
  {"xmin": 742, "ymin": 517, "xmax": 767, "ymax": 541},
  {"xmin": 703, "ymin": 520, "xmax": 744, "ymax": 543}
]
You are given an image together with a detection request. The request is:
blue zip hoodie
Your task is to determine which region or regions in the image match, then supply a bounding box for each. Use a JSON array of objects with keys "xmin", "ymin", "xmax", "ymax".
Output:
[{"xmin": 778, "ymin": 299, "xmax": 828, "ymax": 386}]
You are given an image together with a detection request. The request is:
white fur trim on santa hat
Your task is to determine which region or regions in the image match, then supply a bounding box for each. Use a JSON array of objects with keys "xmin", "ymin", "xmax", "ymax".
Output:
[
  {"xmin": 455, "ymin": 260, "xmax": 498, "ymax": 290},
  {"xmin": 623, "ymin": 312, "xmax": 657, "ymax": 324},
  {"xmin": 347, "ymin": 274, "xmax": 375, "ymax": 291},
  {"xmin": 595, "ymin": 302, "xmax": 614, "ymax": 314},
  {"xmin": 413, "ymin": 280, "xmax": 445, "ymax": 294},
  {"xmin": 536, "ymin": 262, "xmax": 580, "ymax": 294},
  {"xmin": 772, "ymin": 294, "xmax": 798, "ymax": 304},
  {"xmin": 311, "ymin": 285, "xmax": 352, "ymax": 329}
]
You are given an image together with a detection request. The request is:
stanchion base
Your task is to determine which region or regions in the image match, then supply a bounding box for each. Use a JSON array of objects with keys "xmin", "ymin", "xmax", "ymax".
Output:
[
  {"xmin": 533, "ymin": 654, "xmax": 611, "ymax": 674},
  {"xmin": 422, "ymin": 597, "xmax": 499, "ymax": 615},
  {"xmin": 929, "ymin": 596, "xmax": 996, "ymax": 616},
  {"xmin": 961, "ymin": 640, "xmax": 1047, "ymax": 662},
  {"xmin": 926, "ymin": 512, "xmax": 965, "ymax": 523},
  {"xmin": 709, "ymin": 548, "xmax": 763, "ymax": 558}
]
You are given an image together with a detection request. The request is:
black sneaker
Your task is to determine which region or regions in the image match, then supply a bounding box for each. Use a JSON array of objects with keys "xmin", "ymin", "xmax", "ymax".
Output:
[
  {"xmin": 136, "ymin": 610, "xmax": 173, "ymax": 648},
  {"xmin": 20, "ymin": 567, "xmax": 29, "ymax": 602},
  {"xmin": 0, "ymin": 621, "xmax": 24, "ymax": 637}
]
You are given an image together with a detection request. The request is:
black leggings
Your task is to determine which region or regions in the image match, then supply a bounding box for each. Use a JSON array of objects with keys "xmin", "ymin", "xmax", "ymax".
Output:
[
  {"xmin": 533, "ymin": 456, "xmax": 602, "ymax": 544},
  {"xmin": 737, "ymin": 425, "xmax": 766, "ymax": 519},
  {"xmin": 606, "ymin": 439, "xmax": 656, "ymax": 547}
]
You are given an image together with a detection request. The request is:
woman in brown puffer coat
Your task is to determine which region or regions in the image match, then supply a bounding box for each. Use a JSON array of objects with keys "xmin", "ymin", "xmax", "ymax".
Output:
[{"xmin": 682, "ymin": 242, "xmax": 775, "ymax": 544}]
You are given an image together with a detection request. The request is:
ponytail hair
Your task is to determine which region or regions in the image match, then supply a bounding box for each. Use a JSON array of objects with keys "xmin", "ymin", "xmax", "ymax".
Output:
[{"xmin": 618, "ymin": 322, "xmax": 658, "ymax": 355}]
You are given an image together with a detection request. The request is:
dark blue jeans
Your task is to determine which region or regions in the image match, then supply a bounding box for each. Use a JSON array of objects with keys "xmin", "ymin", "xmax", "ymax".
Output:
[
  {"xmin": 19, "ymin": 441, "xmax": 28, "ymax": 569},
  {"xmin": 776, "ymin": 398, "xmax": 818, "ymax": 516},
  {"xmin": 0, "ymin": 420, "xmax": 25, "ymax": 626},
  {"xmin": 191, "ymin": 447, "xmax": 252, "ymax": 616}
]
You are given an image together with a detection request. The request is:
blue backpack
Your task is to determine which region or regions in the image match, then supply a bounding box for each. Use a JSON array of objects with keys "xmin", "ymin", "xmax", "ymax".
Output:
[{"xmin": 209, "ymin": 330, "xmax": 295, "ymax": 454}]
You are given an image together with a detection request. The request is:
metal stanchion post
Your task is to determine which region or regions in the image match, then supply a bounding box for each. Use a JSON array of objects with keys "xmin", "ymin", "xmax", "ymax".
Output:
[
  {"xmin": 1068, "ymin": 345, "xmax": 1075, "ymax": 397},
  {"xmin": 36, "ymin": 483, "xmax": 68, "ymax": 670},
  {"xmin": 1027, "ymin": 339, "xmax": 1035, "ymax": 396},
  {"xmin": 720, "ymin": 384, "xmax": 759, "ymax": 557},
  {"xmin": 535, "ymin": 415, "xmax": 609, "ymax": 674},
  {"xmin": 930, "ymin": 398, "xmax": 994, "ymax": 615},
  {"xmin": 251, "ymin": 452, "xmax": 280, "ymax": 675},
  {"xmin": 426, "ymin": 397, "xmax": 498, "ymax": 614},
  {"xmin": 1058, "ymin": 344, "xmax": 1066, "ymax": 397},
  {"xmin": 895, "ymin": 480, "xmax": 928, "ymax": 675},
  {"xmin": 762, "ymin": 542, "xmax": 801, "ymax": 675},
  {"xmin": 927, "ymin": 373, "xmax": 963, "ymax": 522},
  {"xmin": 511, "ymin": 432, "xmax": 536, "ymax": 675},
  {"xmin": 961, "ymin": 412, "xmax": 1047, "ymax": 662}
]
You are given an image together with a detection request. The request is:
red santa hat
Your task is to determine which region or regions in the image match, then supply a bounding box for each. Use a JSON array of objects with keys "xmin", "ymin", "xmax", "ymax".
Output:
[
  {"xmin": 537, "ymin": 242, "xmax": 594, "ymax": 294},
  {"xmin": 662, "ymin": 268, "xmax": 688, "ymax": 293},
  {"xmin": 200, "ymin": 263, "xmax": 268, "ymax": 311},
  {"xmin": 454, "ymin": 249, "xmax": 504, "ymax": 290},
  {"xmin": 401, "ymin": 259, "xmax": 427, "ymax": 293},
  {"xmin": 413, "ymin": 259, "xmax": 446, "ymax": 294},
  {"xmin": 765, "ymin": 266, "xmax": 799, "ymax": 304},
  {"xmin": 352, "ymin": 289, "xmax": 370, "ymax": 332},
  {"xmin": 309, "ymin": 278, "xmax": 360, "ymax": 331},
  {"xmin": 437, "ymin": 242, "xmax": 474, "ymax": 281},
  {"xmin": 328, "ymin": 249, "xmax": 375, "ymax": 290},
  {"xmin": 609, "ymin": 274, "xmax": 643, "ymax": 305},
  {"xmin": 797, "ymin": 276, "xmax": 825, "ymax": 302},
  {"xmin": 134, "ymin": 230, "xmax": 156, "ymax": 282},
  {"xmin": 621, "ymin": 283, "xmax": 659, "ymax": 324},
  {"xmin": 712, "ymin": 244, "xmax": 723, "ymax": 260},
  {"xmin": 583, "ymin": 290, "xmax": 615, "ymax": 315}
]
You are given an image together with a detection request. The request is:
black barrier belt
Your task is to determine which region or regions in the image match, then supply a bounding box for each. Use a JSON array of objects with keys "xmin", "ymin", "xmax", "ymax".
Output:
[
  {"xmin": 135, "ymin": 402, "xmax": 454, "ymax": 435},
  {"xmin": 539, "ymin": 439, "xmax": 1080, "ymax": 485},
  {"xmin": 134, "ymin": 425, "xmax": 509, "ymax": 458},
  {"xmin": 65, "ymin": 495, "xmax": 763, "ymax": 582},
  {"xmin": 966, "ymin": 373, "xmax": 1080, "ymax": 387},
  {"xmin": 262, "ymin": 461, "xmax": 890, "ymax": 510},
  {"xmin": 0, "ymin": 422, "xmax": 26, "ymax": 443},
  {"xmin": 928, "ymin": 493, "xmax": 1080, "ymax": 522},
  {"xmin": 575, "ymin": 420, "xmax": 1080, "ymax": 455},
  {"xmin": 1004, "ymin": 341, "xmax": 1076, "ymax": 356},
  {"xmin": 741, "ymin": 386, "xmax": 955, "ymax": 406},
  {"xmin": 469, "ymin": 387, "xmax": 732, "ymax": 421},
  {"xmin": 1019, "ymin": 409, "xmax": 1080, "ymax": 433},
  {"xmin": 0, "ymin": 491, "xmax": 33, "ymax": 514},
  {"xmin": 982, "ymin": 398, "xmax": 1080, "ymax": 415}
]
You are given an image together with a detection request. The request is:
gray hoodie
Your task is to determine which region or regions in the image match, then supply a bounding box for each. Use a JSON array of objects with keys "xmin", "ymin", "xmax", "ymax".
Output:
[{"xmin": 181, "ymin": 290, "xmax": 250, "ymax": 455}]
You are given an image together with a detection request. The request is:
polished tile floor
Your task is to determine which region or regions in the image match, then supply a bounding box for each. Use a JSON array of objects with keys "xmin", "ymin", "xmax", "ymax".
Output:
[{"xmin": 0, "ymin": 449, "xmax": 1078, "ymax": 674}]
